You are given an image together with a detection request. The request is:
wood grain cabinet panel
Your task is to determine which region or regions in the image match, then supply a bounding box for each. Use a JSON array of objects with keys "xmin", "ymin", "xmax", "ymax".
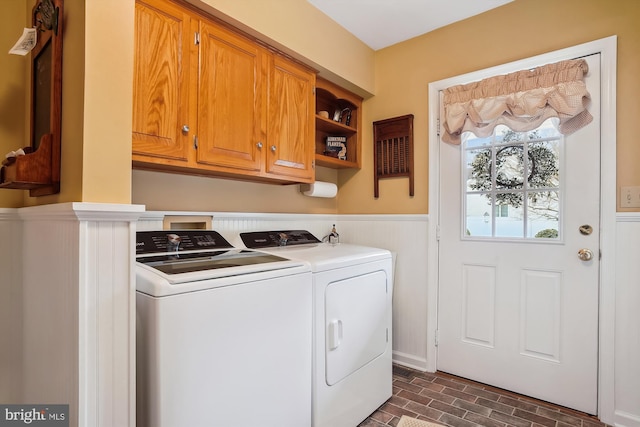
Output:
[
  {"xmin": 266, "ymin": 55, "xmax": 315, "ymax": 182},
  {"xmin": 197, "ymin": 21, "xmax": 266, "ymax": 173},
  {"xmin": 132, "ymin": 0, "xmax": 194, "ymax": 164}
]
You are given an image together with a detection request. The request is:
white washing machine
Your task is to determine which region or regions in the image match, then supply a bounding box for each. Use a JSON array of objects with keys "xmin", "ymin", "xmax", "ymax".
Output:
[
  {"xmin": 135, "ymin": 230, "xmax": 312, "ymax": 427},
  {"xmin": 240, "ymin": 230, "xmax": 393, "ymax": 427}
]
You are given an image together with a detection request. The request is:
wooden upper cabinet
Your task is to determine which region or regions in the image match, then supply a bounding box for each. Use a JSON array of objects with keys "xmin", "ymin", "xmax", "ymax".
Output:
[
  {"xmin": 132, "ymin": 0, "xmax": 316, "ymax": 183},
  {"xmin": 266, "ymin": 55, "xmax": 315, "ymax": 182},
  {"xmin": 197, "ymin": 21, "xmax": 267, "ymax": 173},
  {"xmin": 132, "ymin": 0, "xmax": 194, "ymax": 164}
]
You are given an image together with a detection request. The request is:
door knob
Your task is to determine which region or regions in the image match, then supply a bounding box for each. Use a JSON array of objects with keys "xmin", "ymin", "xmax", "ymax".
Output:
[
  {"xmin": 578, "ymin": 248, "xmax": 594, "ymax": 261},
  {"xmin": 182, "ymin": 125, "xmax": 190, "ymax": 133},
  {"xmin": 270, "ymin": 145, "xmax": 277, "ymax": 152},
  {"xmin": 256, "ymin": 141, "xmax": 263, "ymax": 149}
]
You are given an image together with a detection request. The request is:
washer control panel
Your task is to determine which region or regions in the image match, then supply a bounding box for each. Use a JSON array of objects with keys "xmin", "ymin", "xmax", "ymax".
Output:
[{"xmin": 240, "ymin": 230, "xmax": 320, "ymax": 248}]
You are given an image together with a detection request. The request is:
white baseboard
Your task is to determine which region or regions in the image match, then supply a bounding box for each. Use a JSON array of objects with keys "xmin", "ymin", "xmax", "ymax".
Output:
[
  {"xmin": 615, "ymin": 410, "xmax": 640, "ymax": 427},
  {"xmin": 392, "ymin": 351, "xmax": 429, "ymax": 372}
]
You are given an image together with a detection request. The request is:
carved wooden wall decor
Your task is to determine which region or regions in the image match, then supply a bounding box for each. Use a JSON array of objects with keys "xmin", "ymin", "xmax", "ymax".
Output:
[{"xmin": 373, "ymin": 114, "xmax": 414, "ymax": 198}]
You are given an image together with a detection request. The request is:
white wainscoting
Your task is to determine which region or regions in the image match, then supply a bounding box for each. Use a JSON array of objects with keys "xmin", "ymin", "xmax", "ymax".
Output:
[
  {"xmin": 614, "ymin": 213, "xmax": 640, "ymax": 427},
  {"xmin": 0, "ymin": 209, "xmax": 23, "ymax": 403},
  {"xmin": 9, "ymin": 203, "xmax": 144, "ymax": 427},
  {"xmin": 139, "ymin": 211, "xmax": 431, "ymax": 370}
]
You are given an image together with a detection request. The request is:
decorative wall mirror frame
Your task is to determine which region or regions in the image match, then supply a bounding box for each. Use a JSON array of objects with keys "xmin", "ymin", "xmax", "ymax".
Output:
[{"xmin": 0, "ymin": 0, "xmax": 63, "ymax": 196}]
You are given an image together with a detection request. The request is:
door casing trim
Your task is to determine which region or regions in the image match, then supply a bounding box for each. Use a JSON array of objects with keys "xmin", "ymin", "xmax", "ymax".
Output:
[{"xmin": 427, "ymin": 36, "xmax": 617, "ymax": 423}]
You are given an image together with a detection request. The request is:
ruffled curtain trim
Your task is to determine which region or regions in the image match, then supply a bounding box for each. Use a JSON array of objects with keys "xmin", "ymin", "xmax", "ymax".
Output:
[{"xmin": 442, "ymin": 59, "xmax": 593, "ymax": 144}]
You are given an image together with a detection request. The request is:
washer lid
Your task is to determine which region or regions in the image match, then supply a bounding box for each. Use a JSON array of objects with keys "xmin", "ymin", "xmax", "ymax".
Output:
[
  {"xmin": 137, "ymin": 249, "xmax": 293, "ymax": 276},
  {"xmin": 136, "ymin": 230, "xmax": 309, "ymax": 286}
]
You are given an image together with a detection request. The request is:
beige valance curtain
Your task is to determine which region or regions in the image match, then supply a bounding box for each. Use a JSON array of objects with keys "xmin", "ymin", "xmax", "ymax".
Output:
[{"xmin": 442, "ymin": 59, "xmax": 592, "ymax": 144}]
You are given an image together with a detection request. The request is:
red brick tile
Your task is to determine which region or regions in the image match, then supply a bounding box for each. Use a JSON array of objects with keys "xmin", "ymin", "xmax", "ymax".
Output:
[
  {"xmin": 420, "ymin": 388, "xmax": 457, "ymax": 405},
  {"xmin": 476, "ymin": 397, "xmax": 516, "ymax": 415},
  {"xmin": 463, "ymin": 386, "xmax": 502, "ymax": 401},
  {"xmin": 434, "ymin": 377, "xmax": 468, "ymax": 391},
  {"xmin": 389, "ymin": 394, "xmax": 411, "ymax": 408},
  {"xmin": 440, "ymin": 412, "xmax": 482, "ymax": 427},
  {"xmin": 442, "ymin": 386, "xmax": 479, "ymax": 403},
  {"xmin": 370, "ymin": 409, "xmax": 395, "ymax": 424},
  {"xmin": 379, "ymin": 401, "xmax": 421, "ymax": 419},
  {"xmin": 512, "ymin": 409, "xmax": 556, "ymax": 427},
  {"xmin": 453, "ymin": 399, "xmax": 492, "ymax": 417},
  {"xmin": 394, "ymin": 379, "xmax": 424, "ymax": 394},
  {"xmin": 405, "ymin": 401, "xmax": 445, "ymax": 420},
  {"xmin": 536, "ymin": 407, "xmax": 582, "ymax": 426},
  {"xmin": 412, "ymin": 377, "xmax": 440, "ymax": 389},
  {"xmin": 398, "ymin": 389, "xmax": 433, "ymax": 406},
  {"xmin": 464, "ymin": 412, "xmax": 509, "ymax": 427},
  {"xmin": 497, "ymin": 396, "xmax": 539, "ymax": 413},
  {"xmin": 429, "ymin": 400, "xmax": 468, "ymax": 418},
  {"xmin": 490, "ymin": 411, "xmax": 533, "ymax": 427}
]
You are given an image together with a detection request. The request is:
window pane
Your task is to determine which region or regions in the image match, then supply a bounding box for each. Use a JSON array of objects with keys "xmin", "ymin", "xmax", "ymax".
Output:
[
  {"xmin": 466, "ymin": 149, "xmax": 492, "ymax": 191},
  {"xmin": 466, "ymin": 193, "xmax": 492, "ymax": 237},
  {"xmin": 495, "ymin": 125, "xmax": 524, "ymax": 143},
  {"xmin": 464, "ymin": 134, "xmax": 492, "ymax": 148},
  {"xmin": 461, "ymin": 118, "xmax": 562, "ymax": 242},
  {"xmin": 495, "ymin": 146, "xmax": 526, "ymax": 190},
  {"xmin": 528, "ymin": 140, "xmax": 560, "ymax": 189},
  {"xmin": 528, "ymin": 191, "xmax": 560, "ymax": 238},
  {"xmin": 495, "ymin": 194, "xmax": 524, "ymax": 238}
]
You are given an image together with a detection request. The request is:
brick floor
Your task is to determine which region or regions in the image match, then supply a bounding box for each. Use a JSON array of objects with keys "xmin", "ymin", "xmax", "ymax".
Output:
[{"xmin": 358, "ymin": 365, "xmax": 609, "ymax": 427}]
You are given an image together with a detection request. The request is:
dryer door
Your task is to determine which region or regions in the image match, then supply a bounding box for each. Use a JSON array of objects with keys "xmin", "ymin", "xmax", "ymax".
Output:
[{"xmin": 325, "ymin": 270, "xmax": 388, "ymax": 385}]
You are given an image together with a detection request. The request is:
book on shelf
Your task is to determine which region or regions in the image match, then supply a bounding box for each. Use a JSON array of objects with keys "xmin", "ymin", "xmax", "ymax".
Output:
[{"xmin": 324, "ymin": 135, "xmax": 347, "ymax": 160}]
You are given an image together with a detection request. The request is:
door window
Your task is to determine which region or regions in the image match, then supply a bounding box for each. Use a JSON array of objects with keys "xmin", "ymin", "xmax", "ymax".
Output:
[{"xmin": 463, "ymin": 119, "xmax": 562, "ymax": 241}]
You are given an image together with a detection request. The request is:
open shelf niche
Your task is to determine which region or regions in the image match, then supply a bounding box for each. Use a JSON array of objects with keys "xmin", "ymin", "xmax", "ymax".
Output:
[{"xmin": 314, "ymin": 77, "xmax": 362, "ymax": 169}]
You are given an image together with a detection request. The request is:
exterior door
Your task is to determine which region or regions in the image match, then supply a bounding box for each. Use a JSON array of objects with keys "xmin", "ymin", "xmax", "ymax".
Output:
[{"xmin": 437, "ymin": 53, "xmax": 601, "ymax": 414}]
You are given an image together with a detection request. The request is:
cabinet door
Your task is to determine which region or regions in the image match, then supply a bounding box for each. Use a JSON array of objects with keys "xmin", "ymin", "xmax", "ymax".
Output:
[
  {"xmin": 266, "ymin": 56, "xmax": 315, "ymax": 182},
  {"xmin": 132, "ymin": 0, "xmax": 194, "ymax": 164},
  {"xmin": 197, "ymin": 21, "xmax": 267, "ymax": 173}
]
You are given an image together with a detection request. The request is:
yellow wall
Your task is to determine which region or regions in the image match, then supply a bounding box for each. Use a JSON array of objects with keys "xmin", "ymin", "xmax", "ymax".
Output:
[
  {"xmin": 79, "ymin": 1, "xmax": 134, "ymax": 203},
  {"xmin": 0, "ymin": 0, "xmax": 28, "ymax": 207},
  {"xmin": 132, "ymin": 167, "xmax": 339, "ymax": 213},
  {"xmin": 339, "ymin": 0, "xmax": 640, "ymax": 213}
]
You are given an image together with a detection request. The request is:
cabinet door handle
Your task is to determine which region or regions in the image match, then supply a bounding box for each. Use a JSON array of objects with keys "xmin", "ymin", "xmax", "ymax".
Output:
[
  {"xmin": 256, "ymin": 141, "xmax": 263, "ymax": 149},
  {"xmin": 182, "ymin": 125, "xmax": 190, "ymax": 133},
  {"xmin": 270, "ymin": 145, "xmax": 277, "ymax": 152}
]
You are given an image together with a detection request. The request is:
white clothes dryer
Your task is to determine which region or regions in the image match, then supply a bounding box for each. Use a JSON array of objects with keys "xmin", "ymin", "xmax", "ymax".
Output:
[{"xmin": 241, "ymin": 230, "xmax": 393, "ymax": 427}]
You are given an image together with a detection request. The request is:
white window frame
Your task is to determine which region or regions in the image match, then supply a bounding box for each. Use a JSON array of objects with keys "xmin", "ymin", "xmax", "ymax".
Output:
[{"xmin": 461, "ymin": 124, "xmax": 564, "ymax": 242}]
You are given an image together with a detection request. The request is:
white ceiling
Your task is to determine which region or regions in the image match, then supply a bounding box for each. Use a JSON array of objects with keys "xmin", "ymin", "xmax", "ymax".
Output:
[{"xmin": 307, "ymin": 0, "xmax": 513, "ymax": 50}]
